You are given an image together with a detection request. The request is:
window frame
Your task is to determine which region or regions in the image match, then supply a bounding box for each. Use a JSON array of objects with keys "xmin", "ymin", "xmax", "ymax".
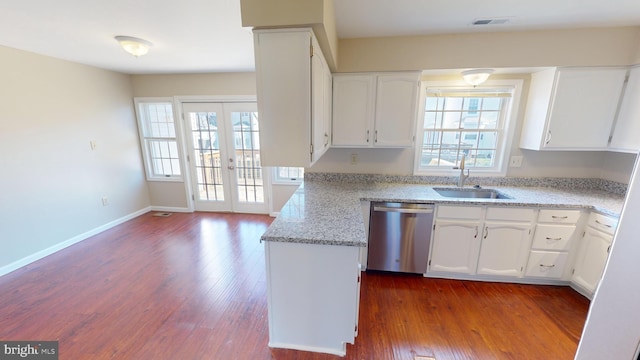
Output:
[
  {"xmin": 272, "ymin": 167, "xmax": 304, "ymax": 185},
  {"xmin": 134, "ymin": 97, "xmax": 184, "ymax": 182},
  {"xmin": 413, "ymin": 79, "xmax": 523, "ymax": 177}
]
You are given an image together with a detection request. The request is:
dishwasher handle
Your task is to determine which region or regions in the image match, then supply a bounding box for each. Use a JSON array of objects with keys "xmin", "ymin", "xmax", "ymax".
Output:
[{"xmin": 373, "ymin": 205, "xmax": 434, "ymax": 214}]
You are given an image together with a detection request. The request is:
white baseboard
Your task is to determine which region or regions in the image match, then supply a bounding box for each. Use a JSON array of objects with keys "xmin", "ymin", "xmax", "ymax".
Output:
[
  {"xmin": 570, "ymin": 283, "xmax": 594, "ymax": 300},
  {"xmin": 0, "ymin": 206, "xmax": 152, "ymax": 278}
]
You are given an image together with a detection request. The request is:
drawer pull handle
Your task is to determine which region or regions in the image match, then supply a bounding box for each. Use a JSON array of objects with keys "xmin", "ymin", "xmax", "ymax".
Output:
[
  {"xmin": 474, "ymin": 226, "xmax": 478, "ymax": 239},
  {"xmin": 551, "ymin": 215, "xmax": 568, "ymax": 220},
  {"xmin": 545, "ymin": 237, "xmax": 562, "ymax": 241},
  {"xmin": 539, "ymin": 264, "xmax": 556, "ymax": 269},
  {"xmin": 595, "ymin": 219, "xmax": 612, "ymax": 228}
]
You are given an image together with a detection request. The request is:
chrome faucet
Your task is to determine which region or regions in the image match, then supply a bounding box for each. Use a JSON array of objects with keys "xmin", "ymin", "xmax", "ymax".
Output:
[{"xmin": 454, "ymin": 153, "xmax": 470, "ymax": 187}]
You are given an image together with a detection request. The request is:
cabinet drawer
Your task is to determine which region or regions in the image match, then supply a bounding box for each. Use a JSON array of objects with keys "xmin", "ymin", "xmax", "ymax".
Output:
[
  {"xmin": 531, "ymin": 224, "xmax": 576, "ymax": 251},
  {"xmin": 525, "ymin": 251, "xmax": 569, "ymax": 279},
  {"xmin": 436, "ymin": 205, "xmax": 482, "ymax": 220},
  {"xmin": 587, "ymin": 212, "xmax": 618, "ymax": 235},
  {"xmin": 485, "ymin": 207, "xmax": 535, "ymax": 222},
  {"xmin": 537, "ymin": 209, "xmax": 581, "ymax": 224}
]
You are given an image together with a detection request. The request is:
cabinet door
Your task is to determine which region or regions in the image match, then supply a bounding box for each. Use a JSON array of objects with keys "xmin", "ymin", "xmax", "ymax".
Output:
[
  {"xmin": 476, "ymin": 222, "xmax": 532, "ymax": 277},
  {"xmin": 332, "ymin": 75, "xmax": 375, "ymax": 147},
  {"xmin": 545, "ymin": 68, "xmax": 626, "ymax": 149},
  {"xmin": 610, "ymin": 66, "xmax": 640, "ymax": 152},
  {"xmin": 311, "ymin": 38, "xmax": 330, "ymax": 163},
  {"xmin": 430, "ymin": 220, "xmax": 481, "ymax": 274},
  {"xmin": 374, "ymin": 74, "xmax": 419, "ymax": 147},
  {"xmin": 254, "ymin": 29, "xmax": 312, "ymax": 166},
  {"xmin": 572, "ymin": 227, "xmax": 612, "ymax": 294},
  {"xmin": 324, "ymin": 63, "xmax": 333, "ymax": 150}
]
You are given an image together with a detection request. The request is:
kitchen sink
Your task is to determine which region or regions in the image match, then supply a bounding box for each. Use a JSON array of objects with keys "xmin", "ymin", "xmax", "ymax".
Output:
[{"xmin": 433, "ymin": 187, "xmax": 512, "ymax": 199}]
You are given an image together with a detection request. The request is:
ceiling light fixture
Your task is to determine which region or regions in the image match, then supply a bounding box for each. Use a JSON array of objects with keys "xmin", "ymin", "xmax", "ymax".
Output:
[
  {"xmin": 461, "ymin": 69, "xmax": 494, "ymax": 86},
  {"xmin": 114, "ymin": 36, "xmax": 153, "ymax": 57}
]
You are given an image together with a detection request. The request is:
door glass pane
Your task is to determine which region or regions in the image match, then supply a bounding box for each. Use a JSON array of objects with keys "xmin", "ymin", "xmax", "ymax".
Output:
[
  {"xmin": 231, "ymin": 111, "xmax": 264, "ymax": 203},
  {"xmin": 189, "ymin": 111, "xmax": 224, "ymax": 201}
]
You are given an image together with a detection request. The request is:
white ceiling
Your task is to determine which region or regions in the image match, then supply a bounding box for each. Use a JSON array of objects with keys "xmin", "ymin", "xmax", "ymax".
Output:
[{"xmin": 1, "ymin": 0, "xmax": 640, "ymax": 75}]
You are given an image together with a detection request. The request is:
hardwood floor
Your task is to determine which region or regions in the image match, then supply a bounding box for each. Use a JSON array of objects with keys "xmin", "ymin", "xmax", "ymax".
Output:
[{"xmin": 0, "ymin": 212, "xmax": 590, "ymax": 359}]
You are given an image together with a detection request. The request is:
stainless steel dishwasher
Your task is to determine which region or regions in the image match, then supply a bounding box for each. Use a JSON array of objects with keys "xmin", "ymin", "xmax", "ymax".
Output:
[{"xmin": 368, "ymin": 202, "xmax": 434, "ymax": 274}]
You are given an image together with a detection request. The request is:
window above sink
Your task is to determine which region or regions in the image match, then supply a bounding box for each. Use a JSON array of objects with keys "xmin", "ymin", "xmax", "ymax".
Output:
[{"xmin": 414, "ymin": 79, "xmax": 524, "ymax": 177}]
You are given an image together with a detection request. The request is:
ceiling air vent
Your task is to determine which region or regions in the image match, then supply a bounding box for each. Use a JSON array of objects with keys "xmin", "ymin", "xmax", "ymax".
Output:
[{"xmin": 472, "ymin": 18, "xmax": 510, "ymax": 26}]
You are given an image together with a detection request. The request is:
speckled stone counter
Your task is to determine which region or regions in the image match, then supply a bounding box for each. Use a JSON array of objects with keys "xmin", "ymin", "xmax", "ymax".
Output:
[{"xmin": 261, "ymin": 177, "xmax": 626, "ymax": 247}]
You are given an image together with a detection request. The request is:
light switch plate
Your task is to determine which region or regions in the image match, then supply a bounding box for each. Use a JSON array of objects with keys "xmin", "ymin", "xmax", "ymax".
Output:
[{"xmin": 509, "ymin": 155, "xmax": 523, "ymax": 167}]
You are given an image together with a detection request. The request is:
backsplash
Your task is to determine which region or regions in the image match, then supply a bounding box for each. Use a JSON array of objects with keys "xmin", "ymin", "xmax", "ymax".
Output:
[{"xmin": 304, "ymin": 172, "xmax": 628, "ymax": 195}]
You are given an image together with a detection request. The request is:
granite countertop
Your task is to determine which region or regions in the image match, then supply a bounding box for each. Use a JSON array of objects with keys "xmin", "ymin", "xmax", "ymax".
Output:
[{"xmin": 261, "ymin": 179, "xmax": 626, "ymax": 247}]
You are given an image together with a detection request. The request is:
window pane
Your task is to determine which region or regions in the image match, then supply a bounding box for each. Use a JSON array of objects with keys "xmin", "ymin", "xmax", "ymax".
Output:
[
  {"xmin": 423, "ymin": 130, "xmax": 441, "ymax": 146},
  {"xmin": 143, "ymin": 103, "xmax": 175, "ymax": 138},
  {"xmin": 137, "ymin": 100, "xmax": 182, "ymax": 179},
  {"xmin": 479, "ymin": 131, "xmax": 498, "ymax": 149},
  {"xmin": 425, "ymin": 97, "xmax": 439, "ymax": 111},
  {"xmin": 147, "ymin": 139, "xmax": 180, "ymax": 177},
  {"xmin": 276, "ymin": 167, "xmax": 304, "ymax": 182},
  {"xmin": 463, "ymin": 98, "xmax": 480, "ymax": 113},
  {"xmin": 417, "ymin": 88, "xmax": 511, "ymax": 171},
  {"xmin": 461, "ymin": 113, "xmax": 479, "ymax": 129},
  {"xmin": 480, "ymin": 111, "xmax": 499, "ymax": 129},
  {"xmin": 482, "ymin": 97, "xmax": 502, "ymax": 111}
]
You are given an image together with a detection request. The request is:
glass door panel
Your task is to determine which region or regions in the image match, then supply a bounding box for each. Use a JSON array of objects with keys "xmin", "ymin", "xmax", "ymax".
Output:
[{"xmin": 182, "ymin": 102, "xmax": 268, "ymax": 214}]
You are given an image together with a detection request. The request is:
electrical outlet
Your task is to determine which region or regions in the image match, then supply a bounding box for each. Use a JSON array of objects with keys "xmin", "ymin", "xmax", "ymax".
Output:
[
  {"xmin": 101, "ymin": 196, "xmax": 109, "ymax": 206},
  {"xmin": 509, "ymin": 156, "xmax": 523, "ymax": 167},
  {"xmin": 350, "ymin": 153, "xmax": 358, "ymax": 165},
  {"xmin": 90, "ymin": 140, "xmax": 97, "ymax": 151}
]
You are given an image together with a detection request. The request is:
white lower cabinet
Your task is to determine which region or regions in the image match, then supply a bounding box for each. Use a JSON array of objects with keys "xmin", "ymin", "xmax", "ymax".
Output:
[
  {"xmin": 265, "ymin": 241, "xmax": 361, "ymax": 356},
  {"xmin": 429, "ymin": 206, "xmax": 534, "ymax": 278},
  {"xmin": 431, "ymin": 220, "xmax": 481, "ymax": 274},
  {"xmin": 428, "ymin": 205, "xmax": 619, "ymax": 293},
  {"xmin": 572, "ymin": 228, "xmax": 612, "ymax": 294},
  {"xmin": 476, "ymin": 221, "xmax": 533, "ymax": 277},
  {"xmin": 572, "ymin": 212, "xmax": 617, "ymax": 297},
  {"xmin": 524, "ymin": 209, "xmax": 582, "ymax": 281}
]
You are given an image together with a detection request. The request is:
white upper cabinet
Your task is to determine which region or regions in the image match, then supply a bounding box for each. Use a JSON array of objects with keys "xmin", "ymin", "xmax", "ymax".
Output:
[
  {"xmin": 609, "ymin": 66, "xmax": 640, "ymax": 152},
  {"xmin": 253, "ymin": 28, "xmax": 331, "ymax": 167},
  {"xmin": 311, "ymin": 39, "xmax": 332, "ymax": 163},
  {"xmin": 519, "ymin": 67, "xmax": 627, "ymax": 151},
  {"xmin": 332, "ymin": 72, "xmax": 420, "ymax": 148},
  {"xmin": 332, "ymin": 75, "xmax": 375, "ymax": 147}
]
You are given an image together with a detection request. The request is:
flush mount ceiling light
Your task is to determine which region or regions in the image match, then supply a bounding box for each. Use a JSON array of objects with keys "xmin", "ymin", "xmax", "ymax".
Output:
[
  {"xmin": 114, "ymin": 35, "xmax": 153, "ymax": 57},
  {"xmin": 461, "ymin": 69, "xmax": 494, "ymax": 86}
]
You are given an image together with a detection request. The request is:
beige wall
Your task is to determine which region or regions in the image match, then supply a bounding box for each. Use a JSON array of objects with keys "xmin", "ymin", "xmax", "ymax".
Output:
[
  {"xmin": 131, "ymin": 72, "xmax": 257, "ymax": 97},
  {"xmin": 338, "ymin": 27, "xmax": 640, "ymax": 72},
  {"xmin": 0, "ymin": 46, "xmax": 150, "ymax": 271},
  {"xmin": 599, "ymin": 152, "xmax": 637, "ymax": 183}
]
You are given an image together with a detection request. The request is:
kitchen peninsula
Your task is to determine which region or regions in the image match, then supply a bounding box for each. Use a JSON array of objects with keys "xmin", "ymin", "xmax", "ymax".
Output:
[{"xmin": 261, "ymin": 173, "xmax": 625, "ymax": 356}]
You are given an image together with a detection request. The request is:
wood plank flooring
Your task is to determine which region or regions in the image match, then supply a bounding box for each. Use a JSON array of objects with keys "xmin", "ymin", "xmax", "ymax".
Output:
[{"xmin": 0, "ymin": 212, "xmax": 590, "ymax": 359}]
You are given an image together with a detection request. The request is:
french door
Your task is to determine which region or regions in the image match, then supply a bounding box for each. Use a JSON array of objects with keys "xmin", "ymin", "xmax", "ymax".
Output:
[{"xmin": 182, "ymin": 102, "xmax": 268, "ymax": 214}]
